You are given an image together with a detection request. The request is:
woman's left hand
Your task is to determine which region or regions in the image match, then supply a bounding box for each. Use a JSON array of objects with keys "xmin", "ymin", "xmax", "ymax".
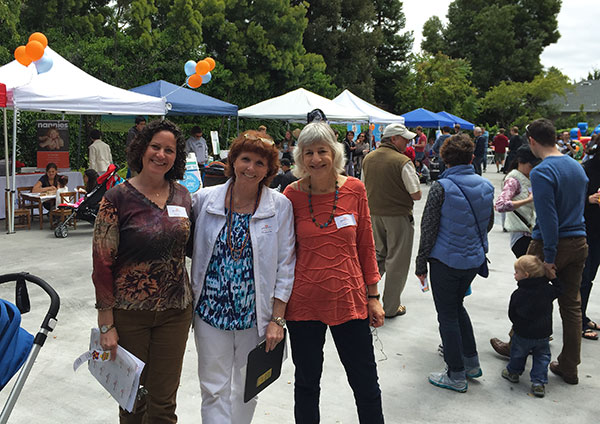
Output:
[
  {"xmin": 368, "ymin": 299, "xmax": 385, "ymax": 328},
  {"xmin": 265, "ymin": 321, "xmax": 284, "ymax": 352}
]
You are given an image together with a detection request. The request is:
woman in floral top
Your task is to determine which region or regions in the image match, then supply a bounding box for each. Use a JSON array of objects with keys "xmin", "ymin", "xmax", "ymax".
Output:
[{"xmin": 92, "ymin": 119, "xmax": 192, "ymax": 423}]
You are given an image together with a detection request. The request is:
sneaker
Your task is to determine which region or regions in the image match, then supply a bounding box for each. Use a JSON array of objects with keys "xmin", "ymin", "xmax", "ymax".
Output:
[
  {"xmin": 428, "ymin": 371, "xmax": 467, "ymax": 393},
  {"xmin": 466, "ymin": 367, "xmax": 482, "ymax": 379},
  {"xmin": 501, "ymin": 368, "xmax": 519, "ymax": 383},
  {"xmin": 531, "ymin": 384, "xmax": 545, "ymax": 398}
]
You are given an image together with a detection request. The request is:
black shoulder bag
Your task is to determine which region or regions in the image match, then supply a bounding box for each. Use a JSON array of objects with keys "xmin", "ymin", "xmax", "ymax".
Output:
[{"xmin": 446, "ymin": 177, "xmax": 491, "ymax": 278}]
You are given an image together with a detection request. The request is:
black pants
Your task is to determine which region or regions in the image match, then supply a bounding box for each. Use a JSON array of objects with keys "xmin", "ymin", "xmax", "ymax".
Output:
[
  {"xmin": 581, "ymin": 236, "xmax": 600, "ymax": 329},
  {"xmin": 511, "ymin": 235, "xmax": 532, "ymax": 258},
  {"xmin": 430, "ymin": 259, "xmax": 479, "ymax": 373},
  {"xmin": 287, "ymin": 319, "xmax": 384, "ymax": 424}
]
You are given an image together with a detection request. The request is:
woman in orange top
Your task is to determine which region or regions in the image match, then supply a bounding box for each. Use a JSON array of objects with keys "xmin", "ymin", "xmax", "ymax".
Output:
[{"xmin": 283, "ymin": 122, "xmax": 385, "ymax": 424}]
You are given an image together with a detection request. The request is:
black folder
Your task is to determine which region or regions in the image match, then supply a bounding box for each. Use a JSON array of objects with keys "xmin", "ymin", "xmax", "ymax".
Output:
[{"xmin": 243, "ymin": 330, "xmax": 286, "ymax": 403}]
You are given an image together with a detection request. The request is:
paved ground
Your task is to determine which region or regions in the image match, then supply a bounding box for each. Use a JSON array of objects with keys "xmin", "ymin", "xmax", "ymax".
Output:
[{"xmin": 1, "ymin": 170, "xmax": 598, "ymax": 423}]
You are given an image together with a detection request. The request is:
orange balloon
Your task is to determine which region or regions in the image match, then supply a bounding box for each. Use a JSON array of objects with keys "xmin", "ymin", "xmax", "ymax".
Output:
[
  {"xmin": 29, "ymin": 32, "xmax": 48, "ymax": 48},
  {"xmin": 188, "ymin": 74, "xmax": 203, "ymax": 88},
  {"xmin": 25, "ymin": 40, "xmax": 44, "ymax": 61},
  {"xmin": 195, "ymin": 60, "xmax": 210, "ymax": 75},
  {"xmin": 205, "ymin": 57, "xmax": 216, "ymax": 71},
  {"xmin": 14, "ymin": 46, "xmax": 33, "ymax": 66}
]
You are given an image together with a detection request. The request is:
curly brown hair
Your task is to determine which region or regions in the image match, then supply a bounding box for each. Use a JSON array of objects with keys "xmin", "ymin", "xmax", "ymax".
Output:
[
  {"xmin": 440, "ymin": 133, "xmax": 474, "ymax": 167},
  {"xmin": 127, "ymin": 119, "xmax": 187, "ymax": 181},
  {"xmin": 226, "ymin": 130, "xmax": 280, "ymax": 187}
]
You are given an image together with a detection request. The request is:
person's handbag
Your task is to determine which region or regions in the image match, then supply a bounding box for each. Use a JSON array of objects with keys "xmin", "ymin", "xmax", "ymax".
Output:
[{"xmin": 446, "ymin": 177, "xmax": 491, "ymax": 278}]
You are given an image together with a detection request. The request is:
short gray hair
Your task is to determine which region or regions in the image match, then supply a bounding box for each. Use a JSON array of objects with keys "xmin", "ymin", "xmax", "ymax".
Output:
[{"xmin": 292, "ymin": 122, "xmax": 346, "ymax": 178}]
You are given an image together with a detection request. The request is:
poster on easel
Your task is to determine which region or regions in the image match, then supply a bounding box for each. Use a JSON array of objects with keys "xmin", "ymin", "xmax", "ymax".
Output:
[
  {"xmin": 36, "ymin": 120, "xmax": 69, "ymax": 169},
  {"xmin": 210, "ymin": 131, "xmax": 220, "ymax": 158}
]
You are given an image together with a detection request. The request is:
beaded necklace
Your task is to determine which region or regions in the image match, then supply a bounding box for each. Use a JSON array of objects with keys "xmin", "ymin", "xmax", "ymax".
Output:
[
  {"xmin": 308, "ymin": 177, "xmax": 339, "ymax": 229},
  {"xmin": 226, "ymin": 183, "xmax": 260, "ymax": 261}
]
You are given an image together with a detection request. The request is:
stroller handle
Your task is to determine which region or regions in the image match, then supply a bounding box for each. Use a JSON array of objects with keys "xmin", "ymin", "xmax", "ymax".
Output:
[{"xmin": 0, "ymin": 273, "xmax": 60, "ymax": 332}]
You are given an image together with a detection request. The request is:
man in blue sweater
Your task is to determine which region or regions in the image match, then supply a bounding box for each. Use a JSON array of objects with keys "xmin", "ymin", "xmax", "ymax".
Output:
[{"xmin": 526, "ymin": 118, "xmax": 589, "ymax": 385}]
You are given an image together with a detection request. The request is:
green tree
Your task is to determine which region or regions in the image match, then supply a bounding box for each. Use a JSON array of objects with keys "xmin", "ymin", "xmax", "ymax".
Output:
[
  {"xmin": 372, "ymin": 0, "xmax": 413, "ymax": 112},
  {"xmin": 0, "ymin": 0, "xmax": 22, "ymax": 64},
  {"xmin": 422, "ymin": 0, "xmax": 561, "ymax": 91},
  {"xmin": 293, "ymin": 0, "xmax": 382, "ymax": 101},
  {"xmin": 421, "ymin": 16, "xmax": 445, "ymax": 55},
  {"xmin": 411, "ymin": 53, "xmax": 479, "ymax": 120},
  {"xmin": 480, "ymin": 67, "xmax": 571, "ymax": 127}
]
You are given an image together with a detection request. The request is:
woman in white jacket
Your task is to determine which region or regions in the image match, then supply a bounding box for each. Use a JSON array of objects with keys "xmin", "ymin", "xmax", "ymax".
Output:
[{"xmin": 189, "ymin": 130, "xmax": 295, "ymax": 424}]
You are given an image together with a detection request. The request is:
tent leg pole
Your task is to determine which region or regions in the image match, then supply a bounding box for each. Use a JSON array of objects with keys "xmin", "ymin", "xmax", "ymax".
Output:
[
  {"xmin": 9, "ymin": 108, "xmax": 18, "ymax": 234},
  {"xmin": 77, "ymin": 115, "xmax": 82, "ymax": 170},
  {"xmin": 236, "ymin": 117, "xmax": 239, "ymax": 135},
  {"xmin": 3, "ymin": 108, "xmax": 11, "ymax": 234}
]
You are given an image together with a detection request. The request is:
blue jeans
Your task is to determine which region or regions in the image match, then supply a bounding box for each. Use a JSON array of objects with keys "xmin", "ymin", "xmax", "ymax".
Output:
[
  {"xmin": 287, "ymin": 319, "xmax": 384, "ymax": 424},
  {"xmin": 507, "ymin": 333, "xmax": 551, "ymax": 385},
  {"xmin": 429, "ymin": 259, "xmax": 479, "ymax": 374}
]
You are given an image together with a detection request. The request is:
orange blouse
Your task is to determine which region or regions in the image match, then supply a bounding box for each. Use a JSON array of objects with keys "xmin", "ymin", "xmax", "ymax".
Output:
[{"xmin": 283, "ymin": 177, "xmax": 380, "ymax": 325}]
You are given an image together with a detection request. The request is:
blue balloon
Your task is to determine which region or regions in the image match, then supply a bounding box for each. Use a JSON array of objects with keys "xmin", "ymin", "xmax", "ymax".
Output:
[
  {"xmin": 184, "ymin": 60, "xmax": 196, "ymax": 77},
  {"xmin": 201, "ymin": 72, "xmax": 212, "ymax": 84},
  {"xmin": 594, "ymin": 124, "xmax": 600, "ymax": 135},
  {"xmin": 34, "ymin": 54, "xmax": 53, "ymax": 74}
]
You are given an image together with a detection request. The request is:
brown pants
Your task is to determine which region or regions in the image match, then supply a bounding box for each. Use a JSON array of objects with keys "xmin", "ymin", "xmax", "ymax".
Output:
[
  {"xmin": 527, "ymin": 237, "xmax": 588, "ymax": 376},
  {"xmin": 114, "ymin": 305, "xmax": 193, "ymax": 424}
]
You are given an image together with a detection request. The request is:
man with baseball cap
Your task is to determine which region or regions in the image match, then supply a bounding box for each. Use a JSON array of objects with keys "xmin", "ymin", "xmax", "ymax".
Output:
[{"xmin": 362, "ymin": 123, "xmax": 422, "ymax": 317}]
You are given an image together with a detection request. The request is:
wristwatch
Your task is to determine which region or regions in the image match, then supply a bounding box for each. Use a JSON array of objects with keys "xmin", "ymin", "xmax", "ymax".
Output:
[
  {"xmin": 367, "ymin": 294, "xmax": 381, "ymax": 300},
  {"xmin": 271, "ymin": 316, "xmax": 286, "ymax": 327},
  {"xmin": 100, "ymin": 324, "xmax": 115, "ymax": 334}
]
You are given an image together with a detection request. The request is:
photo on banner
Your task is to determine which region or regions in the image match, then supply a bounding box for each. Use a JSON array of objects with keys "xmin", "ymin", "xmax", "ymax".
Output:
[
  {"xmin": 346, "ymin": 124, "xmax": 361, "ymax": 140},
  {"xmin": 36, "ymin": 120, "xmax": 69, "ymax": 169}
]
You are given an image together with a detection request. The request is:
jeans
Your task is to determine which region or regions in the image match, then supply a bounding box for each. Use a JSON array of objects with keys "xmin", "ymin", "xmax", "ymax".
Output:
[
  {"xmin": 581, "ymin": 236, "xmax": 600, "ymax": 328},
  {"xmin": 287, "ymin": 319, "xmax": 384, "ymax": 424},
  {"xmin": 528, "ymin": 237, "xmax": 588, "ymax": 376},
  {"xmin": 507, "ymin": 333, "xmax": 551, "ymax": 385},
  {"xmin": 429, "ymin": 259, "xmax": 479, "ymax": 374}
]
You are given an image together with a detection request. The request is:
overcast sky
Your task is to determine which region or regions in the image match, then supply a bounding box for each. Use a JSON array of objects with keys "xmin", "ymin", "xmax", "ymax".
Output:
[{"xmin": 402, "ymin": 0, "xmax": 600, "ymax": 82}]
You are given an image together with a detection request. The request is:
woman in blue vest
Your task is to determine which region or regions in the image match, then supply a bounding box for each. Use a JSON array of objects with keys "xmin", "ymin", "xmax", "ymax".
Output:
[{"xmin": 415, "ymin": 134, "xmax": 494, "ymax": 393}]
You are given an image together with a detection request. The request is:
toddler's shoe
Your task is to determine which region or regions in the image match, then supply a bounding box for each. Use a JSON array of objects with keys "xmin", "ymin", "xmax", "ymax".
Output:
[
  {"xmin": 531, "ymin": 384, "xmax": 545, "ymax": 398},
  {"xmin": 428, "ymin": 371, "xmax": 467, "ymax": 393},
  {"xmin": 501, "ymin": 368, "xmax": 519, "ymax": 383}
]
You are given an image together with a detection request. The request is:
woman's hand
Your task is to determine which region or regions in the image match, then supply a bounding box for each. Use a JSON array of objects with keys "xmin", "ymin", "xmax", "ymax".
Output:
[
  {"xmin": 368, "ymin": 298, "xmax": 385, "ymax": 328},
  {"xmin": 100, "ymin": 328, "xmax": 119, "ymax": 360},
  {"xmin": 589, "ymin": 192, "xmax": 600, "ymax": 205},
  {"xmin": 265, "ymin": 321, "xmax": 284, "ymax": 352}
]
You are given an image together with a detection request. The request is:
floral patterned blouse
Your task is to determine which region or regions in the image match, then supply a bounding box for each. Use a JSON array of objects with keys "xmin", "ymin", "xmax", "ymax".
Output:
[{"xmin": 92, "ymin": 180, "xmax": 193, "ymax": 311}]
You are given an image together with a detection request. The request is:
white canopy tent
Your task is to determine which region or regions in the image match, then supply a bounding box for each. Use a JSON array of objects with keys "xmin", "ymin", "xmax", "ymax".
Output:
[
  {"xmin": 0, "ymin": 47, "xmax": 167, "ymax": 233},
  {"xmin": 332, "ymin": 89, "xmax": 405, "ymax": 124},
  {"xmin": 238, "ymin": 88, "xmax": 369, "ymax": 123}
]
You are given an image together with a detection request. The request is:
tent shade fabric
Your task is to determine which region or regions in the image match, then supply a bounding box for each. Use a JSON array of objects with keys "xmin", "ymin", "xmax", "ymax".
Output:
[
  {"xmin": 401, "ymin": 108, "xmax": 454, "ymax": 128},
  {"xmin": 238, "ymin": 88, "xmax": 369, "ymax": 122},
  {"xmin": 0, "ymin": 47, "xmax": 166, "ymax": 115},
  {"xmin": 332, "ymin": 89, "xmax": 404, "ymax": 124},
  {"xmin": 436, "ymin": 111, "xmax": 475, "ymax": 130},
  {"xmin": 130, "ymin": 80, "xmax": 238, "ymax": 116}
]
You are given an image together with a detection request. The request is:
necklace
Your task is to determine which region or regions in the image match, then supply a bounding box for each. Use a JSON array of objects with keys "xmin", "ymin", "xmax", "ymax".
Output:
[
  {"xmin": 226, "ymin": 184, "xmax": 260, "ymax": 261},
  {"xmin": 308, "ymin": 177, "xmax": 339, "ymax": 229}
]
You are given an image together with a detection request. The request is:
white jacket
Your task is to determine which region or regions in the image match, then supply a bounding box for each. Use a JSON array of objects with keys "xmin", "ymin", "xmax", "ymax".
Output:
[{"xmin": 190, "ymin": 179, "xmax": 296, "ymax": 337}]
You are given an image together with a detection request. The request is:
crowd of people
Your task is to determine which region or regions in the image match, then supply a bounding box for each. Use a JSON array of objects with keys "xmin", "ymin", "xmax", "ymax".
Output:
[{"xmin": 88, "ymin": 115, "xmax": 599, "ymax": 423}]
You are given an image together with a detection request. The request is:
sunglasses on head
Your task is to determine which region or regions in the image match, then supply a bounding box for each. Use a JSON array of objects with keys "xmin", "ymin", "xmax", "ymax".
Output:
[{"xmin": 244, "ymin": 133, "xmax": 274, "ymax": 145}]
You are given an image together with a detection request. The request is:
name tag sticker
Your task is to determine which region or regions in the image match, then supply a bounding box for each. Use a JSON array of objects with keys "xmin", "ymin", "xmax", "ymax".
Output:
[
  {"xmin": 334, "ymin": 213, "xmax": 356, "ymax": 229},
  {"xmin": 261, "ymin": 224, "xmax": 273, "ymax": 234},
  {"xmin": 167, "ymin": 205, "xmax": 188, "ymax": 218}
]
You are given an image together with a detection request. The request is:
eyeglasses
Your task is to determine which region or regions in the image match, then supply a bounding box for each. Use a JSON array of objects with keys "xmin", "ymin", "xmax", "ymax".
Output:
[{"xmin": 244, "ymin": 133, "xmax": 274, "ymax": 145}]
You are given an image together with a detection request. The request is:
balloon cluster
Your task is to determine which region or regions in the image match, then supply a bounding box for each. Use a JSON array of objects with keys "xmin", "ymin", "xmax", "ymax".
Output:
[
  {"xmin": 184, "ymin": 57, "xmax": 215, "ymax": 89},
  {"xmin": 14, "ymin": 33, "xmax": 53, "ymax": 74}
]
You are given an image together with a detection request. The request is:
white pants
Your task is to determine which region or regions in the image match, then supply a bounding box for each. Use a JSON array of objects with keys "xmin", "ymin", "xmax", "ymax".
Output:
[{"xmin": 194, "ymin": 316, "xmax": 260, "ymax": 424}]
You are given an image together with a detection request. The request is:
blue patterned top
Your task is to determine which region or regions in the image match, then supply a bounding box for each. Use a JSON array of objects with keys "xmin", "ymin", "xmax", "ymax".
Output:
[{"xmin": 196, "ymin": 211, "xmax": 256, "ymax": 330}]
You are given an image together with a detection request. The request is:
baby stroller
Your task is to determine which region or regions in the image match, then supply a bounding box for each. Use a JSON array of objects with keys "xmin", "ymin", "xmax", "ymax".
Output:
[
  {"xmin": 53, "ymin": 164, "xmax": 122, "ymax": 238},
  {"xmin": 0, "ymin": 273, "xmax": 60, "ymax": 423}
]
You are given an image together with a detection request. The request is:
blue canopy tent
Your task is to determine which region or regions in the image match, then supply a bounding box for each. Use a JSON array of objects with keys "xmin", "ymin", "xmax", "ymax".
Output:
[
  {"xmin": 130, "ymin": 80, "xmax": 238, "ymax": 116},
  {"xmin": 436, "ymin": 111, "xmax": 474, "ymax": 131},
  {"xmin": 401, "ymin": 108, "xmax": 454, "ymax": 128}
]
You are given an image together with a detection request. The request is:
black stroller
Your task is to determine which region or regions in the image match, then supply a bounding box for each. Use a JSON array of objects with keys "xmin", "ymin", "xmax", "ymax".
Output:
[
  {"xmin": 0, "ymin": 273, "xmax": 60, "ymax": 423},
  {"xmin": 53, "ymin": 164, "xmax": 122, "ymax": 238}
]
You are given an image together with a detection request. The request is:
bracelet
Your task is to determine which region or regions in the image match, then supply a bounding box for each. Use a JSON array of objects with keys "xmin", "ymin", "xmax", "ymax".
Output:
[{"xmin": 367, "ymin": 294, "xmax": 380, "ymax": 300}]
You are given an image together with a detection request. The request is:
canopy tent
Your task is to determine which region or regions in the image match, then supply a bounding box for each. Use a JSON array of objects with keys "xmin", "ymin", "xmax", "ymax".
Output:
[
  {"xmin": 401, "ymin": 108, "xmax": 454, "ymax": 128},
  {"xmin": 0, "ymin": 47, "xmax": 166, "ymax": 232},
  {"xmin": 332, "ymin": 89, "xmax": 404, "ymax": 124},
  {"xmin": 238, "ymin": 88, "xmax": 369, "ymax": 122},
  {"xmin": 130, "ymin": 80, "xmax": 238, "ymax": 116},
  {"xmin": 436, "ymin": 111, "xmax": 474, "ymax": 130}
]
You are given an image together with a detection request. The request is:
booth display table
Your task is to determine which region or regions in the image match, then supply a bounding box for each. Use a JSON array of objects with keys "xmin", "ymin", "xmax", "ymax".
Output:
[
  {"xmin": 1, "ymin": 171, "xmax": 84, "ymax": 221},
  {"xmin": 19, "ymin": 192, "xmax": 55, "ymax": 230}
]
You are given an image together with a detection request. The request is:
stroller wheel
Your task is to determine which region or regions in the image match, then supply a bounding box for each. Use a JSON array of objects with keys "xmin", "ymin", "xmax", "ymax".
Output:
[{"xmin": 54, "ymin": 225, "xmax": 68, "ymax": 238}]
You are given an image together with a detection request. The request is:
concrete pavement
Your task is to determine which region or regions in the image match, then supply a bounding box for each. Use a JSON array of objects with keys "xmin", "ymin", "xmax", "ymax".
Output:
[{"xmin": 0, "ymin": 170, "xmax": 598, "ymax": 423}]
